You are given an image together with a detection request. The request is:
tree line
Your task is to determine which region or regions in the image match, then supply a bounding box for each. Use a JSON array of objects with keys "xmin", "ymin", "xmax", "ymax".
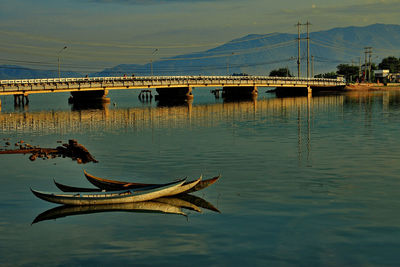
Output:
[{"xmin": 269, "ymin": 56, "xmax": 400, "ymax": 83}]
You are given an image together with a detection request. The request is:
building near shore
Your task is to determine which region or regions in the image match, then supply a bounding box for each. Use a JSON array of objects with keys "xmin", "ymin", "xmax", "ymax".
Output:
[
  {"xmin": 375, "ymin": 70, "xmax": 390, "ymax": 78},
  {"xmin": 375, "ymin": 70, "xmax": 400, "ymax": 83}
]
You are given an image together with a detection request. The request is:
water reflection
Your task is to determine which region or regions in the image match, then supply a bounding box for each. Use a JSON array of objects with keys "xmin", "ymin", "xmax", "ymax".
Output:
[
  {"xmin": 156, "ymin": 97, "xmax": 193, "ymax": 108},
  {"xmin": 3, "ymin": 91, "xmax": 400, "ymax": 166},
  {"xmin": 70, "ymin": 100, "xmax": 110, "ymax": 111},
  {"xmin": 32, "ymin": 193, "xmax": 220, "ymax": 224},
  {"xmin": 0, "ymin": 93, "xmax": 352, "ymax": 134}
]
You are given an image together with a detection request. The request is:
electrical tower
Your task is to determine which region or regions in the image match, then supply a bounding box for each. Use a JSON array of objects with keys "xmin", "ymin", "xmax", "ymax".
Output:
[
  {"xmin": 364, "ymin": 47, "xmax": 372, "ymax": 82},
  {"xmin": 295, "ymin": 21, "xmax": 311, "ymax": 78},
  {"xmin": 296, "ymin": 22, "xmax": 301, "ymax": 77}
]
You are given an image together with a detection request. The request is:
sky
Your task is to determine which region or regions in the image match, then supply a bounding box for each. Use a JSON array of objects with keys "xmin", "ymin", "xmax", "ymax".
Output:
[{"xmin": 1, "ymin": 0, "xmax": 399, "ymax": 72}]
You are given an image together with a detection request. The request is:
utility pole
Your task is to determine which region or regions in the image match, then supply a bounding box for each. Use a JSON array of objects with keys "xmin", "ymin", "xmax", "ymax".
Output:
[
  {"xmin": 350, "ymin": 59, "xmax": 355, "ymax": 83},
  {"xmin": 364, "ymin": 47, "xmax": 372, "ymax": 82},
  {"xmin": 368, "ymin": 48, "xmax": 372, "ymax": 82},
  {"xmin": 311, "ymin": 55, "xmax": 314, "ymax": 77},
  {"xmin": 306, "ymin": 21, "xmax": 311, "ymax": 78},
  {"xmin": 358, "ymin": 57, "xmax": 361, "ymax": 82},
  {"xmin": 364, "ymin": 48, "xmax": 368, "ymax": 82},
  {"xmin": 297, "ymin": 22, "xmax": 301, "ymax": 77},
  {"xmin": 295, "ymin": 21, "xmax": 311, "ymax": 78},
  {"xmin": 227, "ymin": 52, "xmax": 234, "ymax": 75}
]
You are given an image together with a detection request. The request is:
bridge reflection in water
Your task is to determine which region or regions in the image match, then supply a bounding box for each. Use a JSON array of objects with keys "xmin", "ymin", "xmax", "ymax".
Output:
[
  {"xmin": 0, "ymin": 95, "xmax": 341, "ymax": 164},
  {"xmin": 0, "ymin": 96, "xmax": 345, "ymax": 133},
  {"xmin": 2, "ymin": 92, "xmax": 399, "ymax": 164}
]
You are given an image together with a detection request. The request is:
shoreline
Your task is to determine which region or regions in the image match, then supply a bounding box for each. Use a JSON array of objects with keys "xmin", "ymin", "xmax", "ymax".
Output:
[{"xmin": 345, "ymin": 83, "xmax": 400, "ymax": 91}]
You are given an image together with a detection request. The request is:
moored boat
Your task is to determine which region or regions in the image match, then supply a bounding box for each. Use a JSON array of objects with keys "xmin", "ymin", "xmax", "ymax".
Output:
[
  {"xmin": 84, "ymin": 170, "xmax": 220, "ymax": 193},
  {"xmin": 54, "ymin": 175, "xmax": 202, "ymax": 196},
  {"xmin": 54, "ymin": 179, "xmax": 102, "ymax": 192},
  {"xmin": 164, "ymin": 176, "xmax": 202, "ymax": 196},
  {"xmin": 31, "ymin": 179, "xmax": 186, "ymax": 205}
]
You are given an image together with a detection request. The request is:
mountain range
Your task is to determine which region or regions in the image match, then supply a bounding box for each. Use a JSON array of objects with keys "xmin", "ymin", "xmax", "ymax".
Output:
[{"xmin": 1, "ymin": 23, "xmax": 400, "ymax": 79}]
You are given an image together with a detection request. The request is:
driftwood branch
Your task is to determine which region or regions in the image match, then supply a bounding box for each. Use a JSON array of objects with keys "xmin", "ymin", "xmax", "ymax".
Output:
[{"xmin": 0, "ymin": 139, "xmax": 98, "ymax": 164}]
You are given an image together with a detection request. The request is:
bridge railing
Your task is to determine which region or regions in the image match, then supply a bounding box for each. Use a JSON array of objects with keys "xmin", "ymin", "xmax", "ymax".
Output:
[{"xmin": 0, "ymin": 75, "xmax": 344, "ymax": 85}]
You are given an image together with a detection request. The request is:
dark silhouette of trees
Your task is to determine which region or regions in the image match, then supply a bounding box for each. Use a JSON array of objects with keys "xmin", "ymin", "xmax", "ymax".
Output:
[
  {"xmin": 378, "ymin": 56, "xmax": 400, "ymax": 73},
  {"xmin": 337, "ymin": 64, "xmax": 360, "ymax": 82},
  {"xmin": 269, "ymin": 67, "xmax": 293, "ymax": 77},
  {"xmin": 314, "ymin": 72, "xmax": 337, "ymax": 79}
]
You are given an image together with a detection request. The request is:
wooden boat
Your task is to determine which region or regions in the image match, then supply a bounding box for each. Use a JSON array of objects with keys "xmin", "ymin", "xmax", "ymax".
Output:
[
  {"xmin": 53, "ymin": 180, "xmax": 220, "ymax": 212},
  {"xmin": 185, "ymin": 175, "xmax": 220, "ymax": 193},
  {"xmin": 32, "ymin": 201, "xmax": 186, "ymax": 224},
  {"xmin": 84, "ymin": 170, "xmax": 220, "ymax": 193},
  {"xmin": 54, "ymin": 175, "xmax": 202, "ymax": 196},
  {"xmin": 54, "ymin": 179, "xmax": 102, "ymax": 192},
  {"xmin": 31, "ymin": 179, "xmax": 186, "ymax": 205}
]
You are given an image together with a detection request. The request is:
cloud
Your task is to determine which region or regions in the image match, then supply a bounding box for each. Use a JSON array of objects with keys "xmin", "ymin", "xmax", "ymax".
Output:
[
  {"xmin": 279, "ymin": 0, "xmax": 400, "ymax": 16},
  {"xmin": 87, "ymin": 0, "xmax": 222, "ymax": 5}
]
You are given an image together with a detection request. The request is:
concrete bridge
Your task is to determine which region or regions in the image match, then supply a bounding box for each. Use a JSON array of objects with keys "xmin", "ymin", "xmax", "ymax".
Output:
[{"xmin": 0, "ymin": 75, "xmax": 345, "ymax": 107}]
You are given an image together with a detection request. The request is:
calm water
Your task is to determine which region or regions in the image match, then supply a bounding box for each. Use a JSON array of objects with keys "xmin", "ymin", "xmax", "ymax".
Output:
[{"xmin": 1, "ymin": 89, "xmax": 400, "ymax": 266}]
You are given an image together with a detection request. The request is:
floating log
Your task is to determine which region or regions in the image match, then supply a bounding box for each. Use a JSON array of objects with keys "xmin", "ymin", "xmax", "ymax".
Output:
[{"xmin": 0, "ymin": 139, "xmax": 97, "ymax": 164}]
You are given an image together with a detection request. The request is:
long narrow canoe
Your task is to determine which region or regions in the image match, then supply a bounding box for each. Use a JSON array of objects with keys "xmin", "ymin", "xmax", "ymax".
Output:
[
  {"xmin": 84, "ymin": 170, "xmax": 220, "ymax": 193},
  {"xmin": 52, "ymin": 180, "xmax": 220, "ymax": 212},
  {"xmin": 54, "ymin": 176, "xmax": 202, "ymax": 196},
  {"xmin": 32, "ymin": 201, "xmax": 187, "ymax": 224},
  {"xmin": 164, "ymin": 176, "xmax": 202, "ymax": 196},
  {"xmin": 31, "ymin": 179, "xmax": 185, "ymax": 205},
  {"xmin": 54, "ymin": 179, "xmax": 103, "ymax": 192}
]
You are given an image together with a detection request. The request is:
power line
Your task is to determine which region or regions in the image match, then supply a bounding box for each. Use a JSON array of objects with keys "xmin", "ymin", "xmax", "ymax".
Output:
[
  {"xmin": 0, "ymin": 57, "xmax": 296, "ymax": 74},
  {"xmin": 0, "ymin": 29, "xmax": 284, "ymax": 50}
]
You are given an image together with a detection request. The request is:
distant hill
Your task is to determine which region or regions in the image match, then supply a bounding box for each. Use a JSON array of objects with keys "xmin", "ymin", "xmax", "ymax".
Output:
[
  {"xmin": 0, "ymin": 65, "xmax": 82, "ymax": 80},
  {"xmin": 1, "ymin": 24, "xmax": 400, "ymax": 79},
  {"xmin": 94, "ymin": 24, "xmax": 400, "ymax": 77}
]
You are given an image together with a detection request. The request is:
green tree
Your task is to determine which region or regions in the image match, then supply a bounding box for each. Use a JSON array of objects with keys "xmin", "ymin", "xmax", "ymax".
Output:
[
  {"xmin": 378, "ymin": 56, "xmax": 400, "ymax": 73},
  {"xmin": 314, "ymin": 72, "xmax": 337, "ymax": 79},
  {"xmin": 337, "ymin": 64, "xmax": 359, "ymax": 82},
  {"xmin": 269, "ymin": 67, "xmax": 293, "ymax": 77}
]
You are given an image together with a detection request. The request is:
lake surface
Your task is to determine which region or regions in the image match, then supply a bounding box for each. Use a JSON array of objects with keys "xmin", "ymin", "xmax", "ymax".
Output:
[{"xmin": 1, "ymin": 89, "xmax": 400, "ymax": 266}]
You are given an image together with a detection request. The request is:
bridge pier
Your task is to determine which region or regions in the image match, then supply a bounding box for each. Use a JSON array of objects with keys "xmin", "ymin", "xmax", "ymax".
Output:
[
  {"xmin": 68, "ymin": 90, "xmax": 110, "ymax": 104},
  {"xmin": 155, "ymin": 87, "xmax": 193, "ymax": 101},
  {"xmin": 14, "ymin": 94, "xmax": 29, "ymax": 106},
  {"xmin": 222, "ymin": 86, "xmax": 258, "ymax": 100},
  {"xmin": 211, "ymin": 89, "xmax": 222, "ymax": 99}
]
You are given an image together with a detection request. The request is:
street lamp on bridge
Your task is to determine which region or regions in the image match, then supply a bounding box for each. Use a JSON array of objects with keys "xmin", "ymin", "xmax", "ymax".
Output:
[
  {"xmin": 227, "ymin": 52, "xmax": 235, "ymax": 75},
  {"xmin": 58, "ymin": 46, "xmax": 67, "ymax": 78},
  {"xmin": 150, "ymin": 48, "xmax": 158, "ymax": 76}
]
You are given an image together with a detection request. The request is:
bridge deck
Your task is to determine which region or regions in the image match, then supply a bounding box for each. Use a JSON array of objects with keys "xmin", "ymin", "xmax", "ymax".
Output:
[{"xmin": 0, "ymin": 76, "xmax": 345, "ymax": 96}]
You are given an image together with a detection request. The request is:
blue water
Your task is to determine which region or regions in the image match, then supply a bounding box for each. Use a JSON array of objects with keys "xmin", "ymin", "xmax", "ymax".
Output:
[{"xmin": 1, "ymin": 89, "xmax": 400, "ymax": 266}]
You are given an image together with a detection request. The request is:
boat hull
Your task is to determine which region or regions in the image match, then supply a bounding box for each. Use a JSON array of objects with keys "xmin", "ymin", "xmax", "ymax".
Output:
[
  {"xmin": 31, "ymin": 179, "xmax": 185, "ymax": 205},
  {"xmin": 84, "ymin": 170, "xmax": 220, "ymax": 193}
]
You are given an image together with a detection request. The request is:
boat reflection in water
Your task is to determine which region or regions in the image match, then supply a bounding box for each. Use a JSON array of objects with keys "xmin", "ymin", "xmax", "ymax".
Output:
[{"xmin": 32, "ymin": 193, "xmax": 220, "ymax": 224}]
